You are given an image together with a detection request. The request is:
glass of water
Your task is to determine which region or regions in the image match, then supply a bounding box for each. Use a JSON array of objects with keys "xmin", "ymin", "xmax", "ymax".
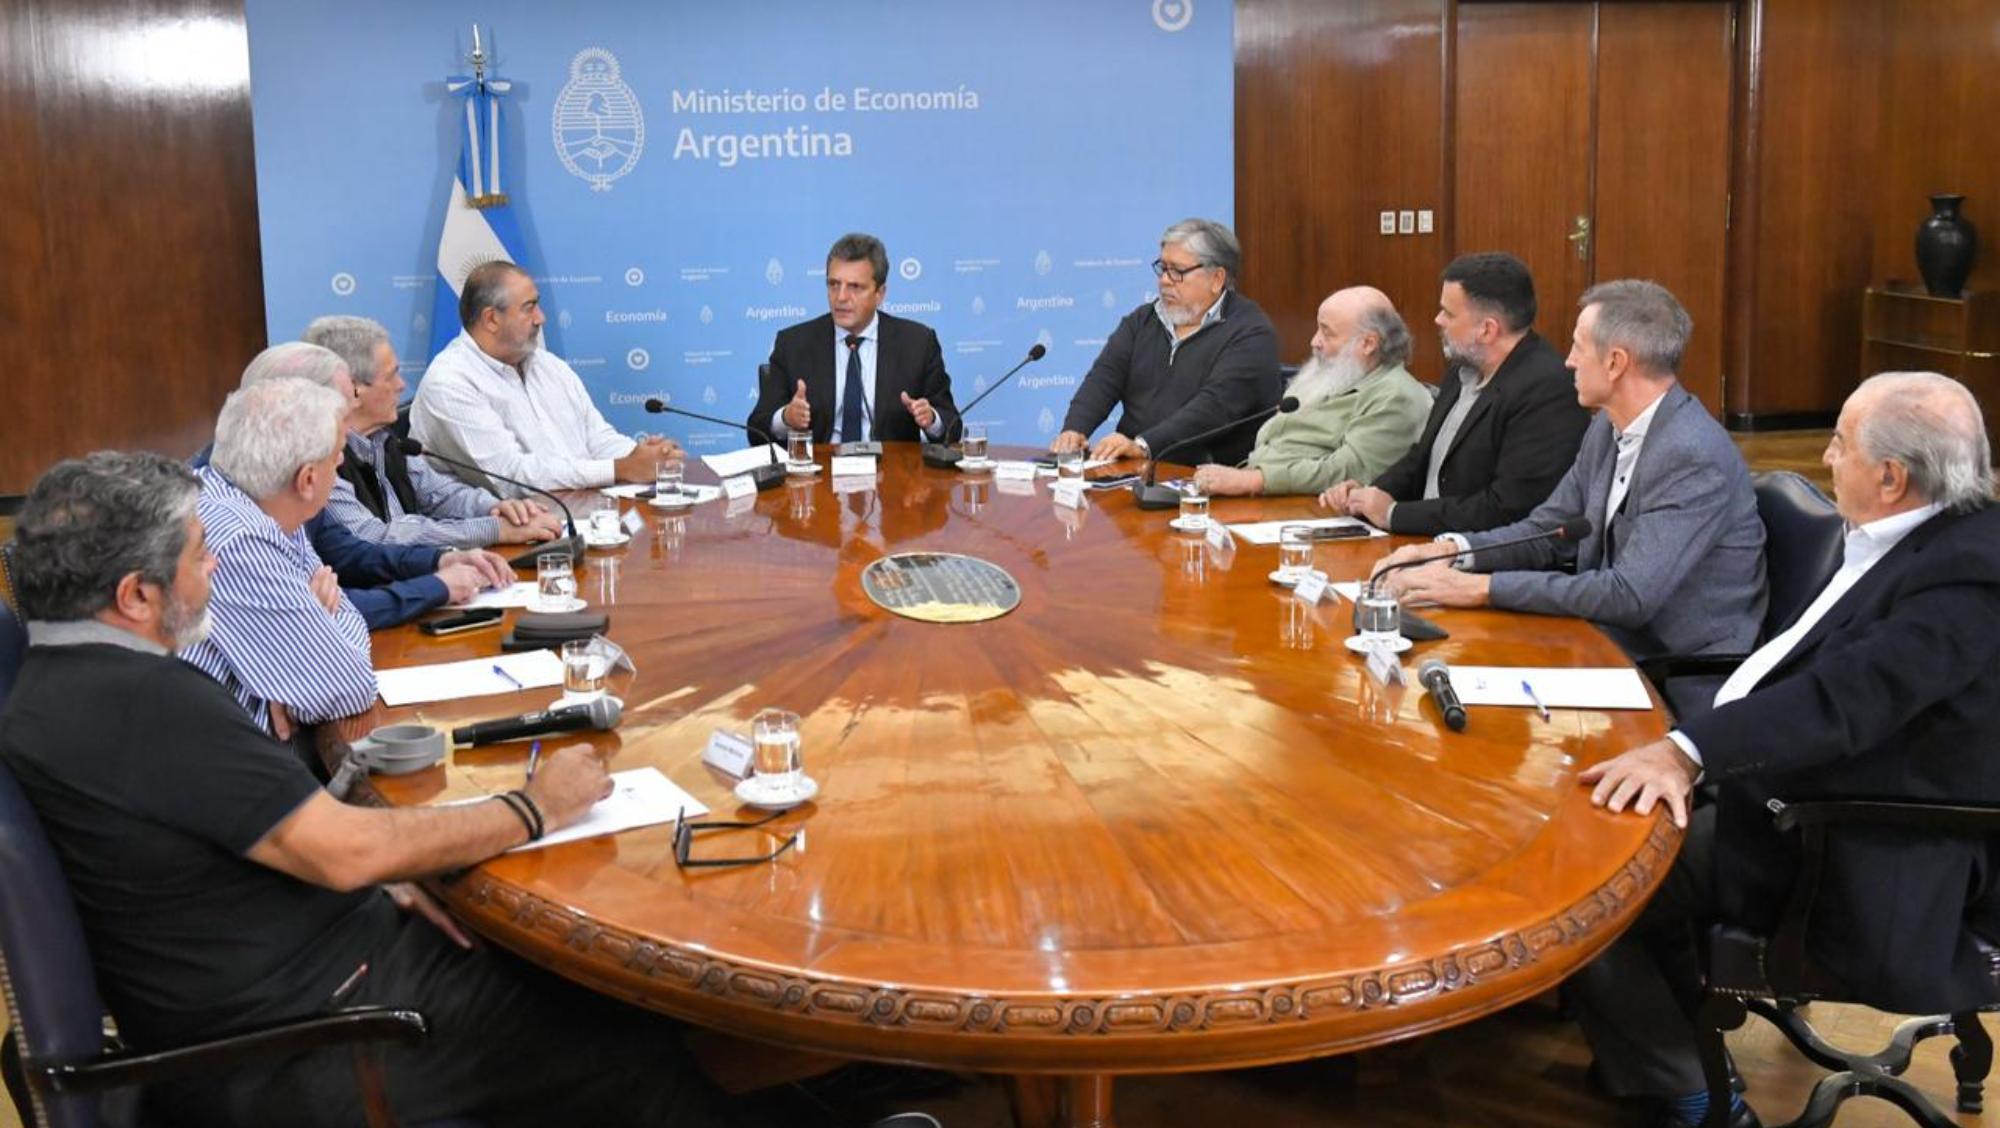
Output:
[
  {"xmin": 535, "ymin": 552, "xmax": 576, "ymax": 612},
  {"xmin": 787, "ymin": 431, "xmax": 814, "ymax": 470},
  {"xmin": 751, "ymin": 708, "xmax": 803, "ymax": 792},
  {"xmin": 1354, "ymin": 589, "xmax": 1403, "ymax": 649},
  {"xmin": 1055, "ymin": 447, "xmax": 1085, "ymax": 482},
  {"xmin": 962, "ymin": 422, "xmax": 989, "ymax": 463},
  {"xmin": 1178, "ymin": 489, "xmax": 1210, "ymax": 531},
  {"xmin": 654, "ymin": 459, "xmax": 685, "ymax": 506},
  {"xmin": 1278, "ymin": 525, "xmax": 1314, "ymax": 581},
  {"xmin": 560, "ymin": 639, "xmax": 608, "ymax": 703}
]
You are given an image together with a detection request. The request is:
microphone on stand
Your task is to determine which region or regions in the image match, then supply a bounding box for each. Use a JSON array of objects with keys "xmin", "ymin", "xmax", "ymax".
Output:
[
  {"xmin": 451, "ymin": 696, "xmax": 623, "ymax": 747},
  {"xmin": 1131, "ymin": 396, "xmax": 1301, "ymax": 510},
  {"xmin": 1417, "ymin": 658, "xmax": 1468, "ymax": 732},
  {"xmin": 923, "ymin": 343, "xmax": 1047, "ymax": 468},
  {"xmin": 393, "ymin": 437, "xmax": 583, "ymax": 569},
  {"xmin": 643, "ymin": 398, "xmax": 786, "ymax": 492}
]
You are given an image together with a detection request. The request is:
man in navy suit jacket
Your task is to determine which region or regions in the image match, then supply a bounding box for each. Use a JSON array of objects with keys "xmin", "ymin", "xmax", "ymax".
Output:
[
  {"xmin": 747, "ymin": 233, "xmax": 958, "ymax": 448},
  {"xmin": 1576, "ymin": 371, "xmax": 2000, "ymax": 1128}
]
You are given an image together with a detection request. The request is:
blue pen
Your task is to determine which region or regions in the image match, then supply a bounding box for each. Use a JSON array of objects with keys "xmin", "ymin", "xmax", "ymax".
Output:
[
  {"xmin": 492, "ymin": 663, "xmax": 524, "ymax": 690},
  {"xmin": 1521, "ymin": 679, "xmax": 1551, "ymax": 721},
  {"xmin": 526, "ymin": 741, "xmax": 542, "ymax": 783}
]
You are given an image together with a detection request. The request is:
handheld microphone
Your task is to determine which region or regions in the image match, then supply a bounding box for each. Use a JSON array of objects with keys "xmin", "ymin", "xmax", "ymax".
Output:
[
  {"xmin": 450, "ymin": 696, "xmax": 622, "ymax": 747},
  {"xmin": 643, "ymin": 398, "xmax": 785, "ymax": 492},
  {"xmin": 1131, "ymin": 396, "xmax": 1301, "ymax": 510},
  {"xmin": 922, "ymin": 343, "xmax": 1047, "ymax": 468},
  {"xmin": 1417, "ymin": 658, "xmax": 1468, "ymax": 732},
  {"xmin": 394, "ymin": 437, "xmax": 583, "ymax": 570},
  {"xmin": 1365, "ymin": 516, "xmax": 1593, "ymax": 597}
]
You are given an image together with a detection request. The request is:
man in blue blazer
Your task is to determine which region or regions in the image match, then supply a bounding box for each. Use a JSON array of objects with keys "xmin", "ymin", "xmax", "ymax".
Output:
[
  {"xmin": 748, "ymin": 232, "xmax": 958, "ymax": 448},
  {"xmin": 1576, "ymin": 371, "xmax": 2000, "ymax": 1128},
  {"xmin": 1372, "ymin": 279, "xmax": 1767, "ymax": 664}
]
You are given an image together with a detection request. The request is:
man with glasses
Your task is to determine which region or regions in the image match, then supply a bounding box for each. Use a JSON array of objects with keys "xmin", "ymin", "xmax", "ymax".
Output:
[
  {"xmin": 1053, "ymin": 217, "xmax": 1281, "ymax": 466},
  {"xmin": 749, "ymin": 232, "xmax": 959, "ymax": 448}
]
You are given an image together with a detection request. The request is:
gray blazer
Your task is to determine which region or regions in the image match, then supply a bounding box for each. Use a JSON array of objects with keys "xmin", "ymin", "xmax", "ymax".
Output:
[{"xmin": 1463, "ymin": 383, "xmax": 1767, "ymax": 662}]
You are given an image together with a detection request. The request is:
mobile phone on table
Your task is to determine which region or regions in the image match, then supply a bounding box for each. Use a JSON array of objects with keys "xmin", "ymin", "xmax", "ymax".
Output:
[
  {"xmin": 418, "ymin": 608, "xmax": 505, "ymax": 636},
  {"xmin": 1306, "ymin": 525, "xmax": 1373, "ymax": 541}
]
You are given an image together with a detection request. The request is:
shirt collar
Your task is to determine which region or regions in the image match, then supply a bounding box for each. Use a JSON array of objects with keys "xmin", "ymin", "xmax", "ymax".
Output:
[
  {"xmin": 1616, "ymin": 388, "xmax": 1671, "ymax": 443},
  {"xmin": 1152, "ymin": 291, "xmax": 1228, "ymax": 337},
  {"xmin": 197, "ymin": 463, "xmax": 295, "ymax": 541},
  {"xmin": 837, "ymin": 315, "xmax": 880, "ymax": 345},
  {"xmin": 458, "ymin": 329, "xmax": 534, "ymax": 379},
  {"xmin": 26, "ymin": 619, "xmax": 168, "ymax": 656},
  {"xmin": 1845, "ymin": 501, "xmax": 1945, "ymax": 566}
]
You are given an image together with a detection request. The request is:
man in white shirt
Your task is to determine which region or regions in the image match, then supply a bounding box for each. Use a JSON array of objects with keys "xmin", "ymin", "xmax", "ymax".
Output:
[
  {"xmin": 410, "ymin": 261, "xmax": 678, "ymax": 497},
  {"xmin": 1573, "ymin": 372, "xmax": 2000, "ymax": 1128}
]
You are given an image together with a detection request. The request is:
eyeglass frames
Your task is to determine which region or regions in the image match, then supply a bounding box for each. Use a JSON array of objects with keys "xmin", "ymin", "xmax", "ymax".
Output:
[
  {"xmin": 672, "ymin": 807, "xmax": 799, "ymax": 869},
  {"xmin": 1151, "ymin": 257, "xmax": 1212, "ymax": 283}
]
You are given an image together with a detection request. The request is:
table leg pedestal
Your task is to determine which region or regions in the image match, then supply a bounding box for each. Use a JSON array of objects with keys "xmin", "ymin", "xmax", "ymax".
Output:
[{"xmin": 1007, "ymin": 1074, "xmax": 1117, "ymax": 1128}]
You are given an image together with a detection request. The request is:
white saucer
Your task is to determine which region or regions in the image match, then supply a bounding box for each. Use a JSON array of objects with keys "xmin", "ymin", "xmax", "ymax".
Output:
[
  {"xmin": 735, "ymin": 773, "xmax": 819, "ymax": 811},
  {"xmin": 1343, "ymin": 635, "xmax": 1413, "ymax": 655},
  {"xmin": 530, "ymin": 596, "xmax": 586, "ymax": 614},
  {"xmin": 583, "ymin": 533, "xmax": 631, "ymax": 548},
  {"xmin": 1169, "ymin": 516, "xmax": 1211, "ymax": 533},
  {"xmin": 786, "ymin": 462, "xmax": 821, "ymax": 476},
  {"xmin": 647, "ymin": 493, "xmax": 694, "ymax": 510},
  {"xmin": 1268, "ymin": 569, "xmax": 1303, "ymax": 587},
  {"xmin": 957, "ymin": 457, "xmax": 995, "ymax": 472}
]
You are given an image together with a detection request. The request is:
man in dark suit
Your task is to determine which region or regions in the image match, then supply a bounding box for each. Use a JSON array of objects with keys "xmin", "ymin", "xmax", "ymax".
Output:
[
  {"xmin": 747, "ymin": 232, "xmax": 958, "ymax": 448},
  {"xmin": 1320, "ymin": 252, "xmax": 1589, "ymax": 535},
  {"xmin": 1371, "ymin": 280, "xmax": 1767, "ymax": 665},
  {"xmin": 1575, "ymin": 371, "xmax": 2000, "ymax": 1128},
  {"xmin": 1053, "ymin": 218, "xmax": 1281, "ymax": 467}
]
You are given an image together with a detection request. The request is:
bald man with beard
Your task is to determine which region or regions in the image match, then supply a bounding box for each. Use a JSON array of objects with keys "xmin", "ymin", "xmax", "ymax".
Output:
[{"xmin": 1191, "ymin": 287, "xmax": 1431, "ymax": 497}]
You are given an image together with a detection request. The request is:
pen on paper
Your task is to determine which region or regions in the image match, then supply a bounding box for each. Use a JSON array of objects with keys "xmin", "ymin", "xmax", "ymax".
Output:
[
  {"xmin": 1521, "ymin": 679, "xmax": 1551, "ymax": 721},
  {"xmin": 492, "ymin": 663, "xmax": 524, "ymax": 690},
  {"xmin": 526, "ymin": 741, "xmax": 541, "ymax": 783}
]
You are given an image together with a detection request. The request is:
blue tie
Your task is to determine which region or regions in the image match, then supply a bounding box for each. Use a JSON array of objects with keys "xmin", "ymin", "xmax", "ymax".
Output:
[{"xmin": 841, "ymin": 334, "xmax": 866, "ymax": 443}]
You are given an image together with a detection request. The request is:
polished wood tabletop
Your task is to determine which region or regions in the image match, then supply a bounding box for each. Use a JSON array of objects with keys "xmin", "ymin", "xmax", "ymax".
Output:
[{"xmin": 334, "ymin": 442, "xmax": 1675, "ymax": 1116}]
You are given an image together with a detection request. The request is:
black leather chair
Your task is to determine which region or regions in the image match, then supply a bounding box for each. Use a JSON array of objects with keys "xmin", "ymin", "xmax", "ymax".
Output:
[
  {"xmin": 0, "ymin": 591, "xmax": 23, "ymax": 711},
  {"xmin": 1694, "ymin": 799, "xmax": 1999, "ymax": 1127},
  {"xmin": 1643, "ymin": 471, "xmax": 1846, "ymax": 719}
]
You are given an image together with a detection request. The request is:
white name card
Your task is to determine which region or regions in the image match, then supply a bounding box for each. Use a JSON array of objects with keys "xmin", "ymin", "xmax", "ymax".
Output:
[
  {"xmin": 1293, "ymin": 569, "xmax": 1329, "ymax": 605},
  {"xmin": 721, "ymin": 474, "xmax": 757, "ymax": 499},
  {"xmin": 1051, "ymin": 481, "xmax": 1084, "ymax": 509},
  {"xmin": 1204, "ymin": 521, "xmax": 1234, "ymax": 551},
  {"xmin": 830, "ymin": 455, "xmax": 878, "ymax": 478},
  {"xmin": 619, "ymin": 508, "xmax": 644, "ymax": 535},
  {"xmin": 994, "ymin": 460, "xmax": 1037, "ymax": 481},
  {"xmin": 701, "ymin": 729, "xmax": 753, "ymax": 778},
  {"xmin": 1365, "ymin": 645, "xmax": 1406, "ymax": 687}
]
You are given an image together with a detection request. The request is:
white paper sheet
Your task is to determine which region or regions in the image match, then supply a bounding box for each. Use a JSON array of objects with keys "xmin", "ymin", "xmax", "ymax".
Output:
[
  {"xmin": 506, "ymin": 768, "xmax": 709, "ymax": 853},
  {"xmin": 700, "ymin": 444, "xmax": 787, "ymax": 479},
  {"xmin": 1225, "ymin": 516, "xmax": 1386, "ymax": 545},
  {"xmin": 643, "ymin": 484, "xmax": 723, "ymax": 508},
  {"xmin": 1446, "ymin": 666, "xmax": 1655, "ymax": 711},
  {"xmin": 461, "ymin": 582, "xmax": 546, "ymax": 610},
  {"xmin": 376, "ymin": 649, "xmax": 565, "ymax": 706},
  {"xmin": 1035, "ymin": 458, "xmax": 1117, "ymax": 477}
]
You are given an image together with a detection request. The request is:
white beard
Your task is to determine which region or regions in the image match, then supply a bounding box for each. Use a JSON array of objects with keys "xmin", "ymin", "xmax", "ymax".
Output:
[
  {"xmin": 163, "ymin": 599, "xmax": 213, "ymax": 650},
  {"xmin": 1287, "ymin": 343, "xmax": 1372, "ymax": 406}
]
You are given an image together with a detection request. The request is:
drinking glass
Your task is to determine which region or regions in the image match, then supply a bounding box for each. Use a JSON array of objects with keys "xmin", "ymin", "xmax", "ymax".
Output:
[
  {"xmin": 1354, "ymin": 590, "xmax": 1403, "ymax": 649},
  {"xmin": 587, "ymin": 500, "xmax": 621, "ymax": 542},
  {"xmin": 654, "ymin": 460, "xmax": 685, "ymax": 505},
  {"xmin": 1177, "ymin": 490, "xmax": 1210, "ymax": 531},
  {"xmin": 560, "ymin": 639, "xmax": 608, "ymax": 703},
  {"xmin": 1055, "ymin": 448, "xmax": 1085, "ymax": 482},
  {"xmin": 535, "ymin": 553, "xmax": 576, "ymax": 612},
  {"xmin": 962, "ymin": 422, "xmax": 989, "ymax": 463},
  {"xmin": 1278, "ymin": 525, "xmax": 1314, "ymax": 581},
  {"xmin": 787, "ymin": 432, "xmax": 814, "ymax": 469},
  {"xmin": 751, "ymin": 709, "xmax": 803, "ymax": 792}
]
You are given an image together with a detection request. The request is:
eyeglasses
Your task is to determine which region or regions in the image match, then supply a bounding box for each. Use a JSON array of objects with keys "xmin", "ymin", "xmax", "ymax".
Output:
[
  {"xmin": 672, "ymin": 807, "xmax": 799, "ymax": 869},
  {"xmin": 1152, "ymin": 258, "xmax": 1210, "ymax": 283}
]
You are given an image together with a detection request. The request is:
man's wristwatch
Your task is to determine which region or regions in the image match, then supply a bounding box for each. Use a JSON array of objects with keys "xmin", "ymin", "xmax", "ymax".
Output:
[{"xmin": 1134, "ymin": 436, "xmax": 1150, "ymax": 456}]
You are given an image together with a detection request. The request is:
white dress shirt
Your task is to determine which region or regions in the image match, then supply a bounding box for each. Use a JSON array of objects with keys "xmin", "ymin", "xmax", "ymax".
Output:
[
  {"xmin": 411, "ymin": 331, "xmax": 636, "ymax": 497},
  {"xmin": 1668, "ymin": 500, "xmax": 1946, "ymax": 765}
]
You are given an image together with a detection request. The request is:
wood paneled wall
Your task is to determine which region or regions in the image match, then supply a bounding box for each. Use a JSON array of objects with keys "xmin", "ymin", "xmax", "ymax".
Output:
[{"xmin": 0, "ymin": 0, "xmax": 266, "ymax": 497}]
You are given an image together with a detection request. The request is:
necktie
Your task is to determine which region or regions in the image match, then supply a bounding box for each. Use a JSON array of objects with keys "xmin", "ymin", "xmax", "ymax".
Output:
[{"xmin": 841, "ymin": 334, "xmax": 865, "ymax": 443}]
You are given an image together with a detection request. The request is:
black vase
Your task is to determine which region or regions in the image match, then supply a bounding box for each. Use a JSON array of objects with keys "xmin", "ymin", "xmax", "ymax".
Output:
[{"xmin": 1915, "ymin": 193, "xmax": 1977, "ymax": 298}]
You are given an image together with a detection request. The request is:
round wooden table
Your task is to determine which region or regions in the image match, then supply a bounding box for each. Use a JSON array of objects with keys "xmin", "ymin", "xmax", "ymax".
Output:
[{"xmin": 341, "ymin": 443, "xmax": 1676, "ymax": 1127}]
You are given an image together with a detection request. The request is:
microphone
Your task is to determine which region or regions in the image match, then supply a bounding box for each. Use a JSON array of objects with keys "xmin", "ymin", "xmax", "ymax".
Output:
[
  {"xmin": 394, "ymin": 437, "xmax": 583, "ymax": 569},
  {"xmin": 1131, "ymin": 396, "xmax": 1301, "ymax": 510},
  {"xmin": 1365, "ymin": 516, "xmax": 1593, "ymax": 597},
  {"xmin": 1417, "ymin": 658, "xmax": 1468, "ymax": 732},
  {"xmin": 922, "ymin": 343, "xmax": 1047, "ymax": 469},
  {"xmin": 643, "ymin": 398, "xmax": 785, "ymax": 492},
  {"xmin": 450, "ymin": 696, "xmax": 623, "ymax": 747}
]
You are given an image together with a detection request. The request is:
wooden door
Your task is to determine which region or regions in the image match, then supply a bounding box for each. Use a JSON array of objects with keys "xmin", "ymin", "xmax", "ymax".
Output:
[{"xmin": 1453, "ymin": 2, "xmax": 1735, "ymax": 415}]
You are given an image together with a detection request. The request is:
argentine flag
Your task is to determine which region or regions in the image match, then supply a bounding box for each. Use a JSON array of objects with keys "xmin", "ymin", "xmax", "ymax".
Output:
[{"xmin": 428, "ymin": 50, "xmax": 551, "ymax": 364}]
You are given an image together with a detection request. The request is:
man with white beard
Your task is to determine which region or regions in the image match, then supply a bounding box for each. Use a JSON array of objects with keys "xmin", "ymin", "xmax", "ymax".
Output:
[{"xmin": 1190, "ymin": 286, "xmax": 1430, "ymax": 497}]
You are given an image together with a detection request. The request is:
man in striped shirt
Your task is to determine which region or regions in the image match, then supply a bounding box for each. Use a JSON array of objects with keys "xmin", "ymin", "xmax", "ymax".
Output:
[
  {"xmin": 307, "ymin": 315, "xmax": 565, "ymax": 548},
  {"xmin": 179, "ymin": 377, "xmax": 381, "ymax": 737}
]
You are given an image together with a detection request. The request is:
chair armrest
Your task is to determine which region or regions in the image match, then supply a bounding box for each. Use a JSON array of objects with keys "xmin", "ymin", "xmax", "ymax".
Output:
[
  {"xmin": 1639, "ymin": 654, "xmax": 1749, "ymax": 686},
  {"xmin": 1770, "ymin": 798, "xmax": 2000, "ymax": 836},
  {"xmin": 37, "ymin": 1005, "xmax": 428, "ymax": 1094}
]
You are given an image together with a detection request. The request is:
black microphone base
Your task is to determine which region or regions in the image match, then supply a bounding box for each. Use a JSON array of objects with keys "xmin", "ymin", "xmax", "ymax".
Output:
[
  {"xmin": 508, "ymin": 534, "xmax": 585, "ymax": 572},
  {"xmin": 749, "ymin": 463, "xmax": 787, "ymax": 492},
  {"xmin": 1132, "ymin": 482, "xmax": 1183, "ymax": 510},
  {"xmin": 920, "ymin": 446, "xmax": 965, "ymax": 469}
]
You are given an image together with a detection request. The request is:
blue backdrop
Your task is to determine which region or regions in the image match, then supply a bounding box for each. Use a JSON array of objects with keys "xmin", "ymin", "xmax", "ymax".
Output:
[{"xmin": 246, "ymin": 0, "xmax": 1233, "ymax": 453}]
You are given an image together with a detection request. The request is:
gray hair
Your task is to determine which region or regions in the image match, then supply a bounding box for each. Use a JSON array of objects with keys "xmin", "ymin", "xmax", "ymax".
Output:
[
  {"xmin": 239, "ymin": 341, "xmax": 350, "ymax": 391},
  {"xmin": 1160, "ymin": 218, "xmax": 1242, "ymax": 288},
  {"xmin": 1358, "ymin": 302, "xmax": 1412, "ymax": 368},
  {"xmin": 825, "ymin": 232, "xmax": 889, "ymax": 288},
  {"xmin": 459, "ymin": 260, "xmax": 527, "ymax": 329},
  {"xmin": 1855, "ymin": 371, "xmax": 1993, "ymax": 512},
  {"xmin": 1578, "ymin": 279, "xmax": 1692, "ymax": 375},
  {"xmin": 303, "ymin": 315, "xmax": 390, "ymax": 384},
  {"xmin": 211, "ymin": 377, "xmax": 348, "ymax": 499},
  {"xmin": 10, "ymin": 451, "xmax": 200, "ymax": 622}
]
